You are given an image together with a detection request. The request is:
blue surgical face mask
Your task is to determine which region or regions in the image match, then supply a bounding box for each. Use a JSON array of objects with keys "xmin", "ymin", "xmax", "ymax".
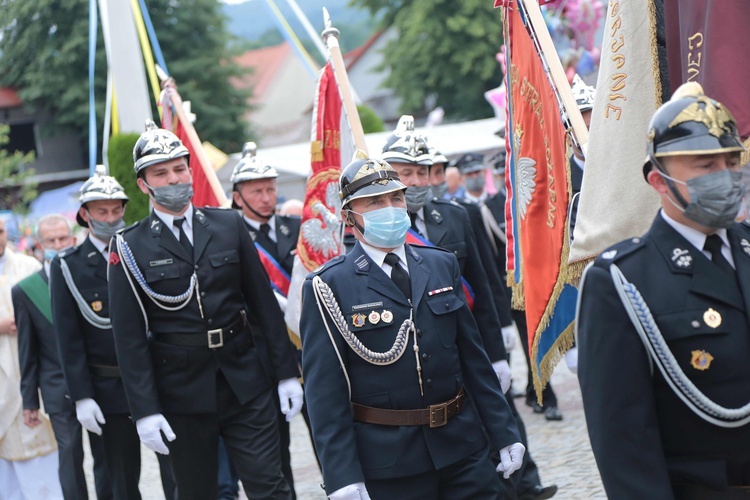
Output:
[
  {"xmin": 350, "ymin": 206, "xmax": 411, "ymax": 248},
  {"xmin": 43, "ymin": 248, "xmax": 59, "ymax": 262}
]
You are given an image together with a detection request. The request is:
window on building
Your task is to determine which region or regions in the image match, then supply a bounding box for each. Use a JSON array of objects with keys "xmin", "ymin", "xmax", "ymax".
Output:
[{"xmin": 7, "ymin": 122, "xmax": 38, "ymax": 156}]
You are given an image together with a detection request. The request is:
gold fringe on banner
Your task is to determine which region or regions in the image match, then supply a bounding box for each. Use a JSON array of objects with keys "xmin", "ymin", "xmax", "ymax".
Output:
[{"xmin": 529, "ymin": 179, "xmax": 577, "ymax": 402}]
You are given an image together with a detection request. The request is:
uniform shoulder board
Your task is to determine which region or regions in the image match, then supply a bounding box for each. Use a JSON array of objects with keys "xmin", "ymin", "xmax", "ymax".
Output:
[
  {"xmin": 431, "ymin": 197, "xmax": 458, "ymax": 207},
  {"xmin": 312, "ymin": 255, "xmax": 345, "ymax": 275},
  {"xmin": 58, "ymin": 244, "xmax": 81, "ymax": 259},
  {"xmin": 594, "ymin": 236, "xmax": 646, "ymax": 265},
  {"xmin": 118, "ymin": 220, "xmax": 140, "ymax": 234},
  {"xmin": 741, "ymin": 219, "xmax": 750, "ymax": 229}
]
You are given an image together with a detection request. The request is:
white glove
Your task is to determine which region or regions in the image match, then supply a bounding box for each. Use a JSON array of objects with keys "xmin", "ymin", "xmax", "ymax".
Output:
[
  {"xmin": 136, "ymin": 414, "xmax": 176, "ymax": 455},
  {"xmin": 501, "ymin": 323, "xmax": 518, "ymax": 350},
  {"xmin": 565, "ymin": 346, "xmax": 578, "ymax": 374},
  {"xmin": 328, "ymin": 482, "xmax": 371, "ymax": 500},
  {"xmin": 277, "ymin": 377, "xmax": 304, "ymax": 422},
  {"xmin": 75, "ymin": 398, "xmax": 106, "ymax": 436},
  {"xmin": 492, "ymin": 359, "xmax": 512, "ymax": 394},
  {"xmin": 496, "ymin": 442, "xmax": 525, "ymax": 478}
]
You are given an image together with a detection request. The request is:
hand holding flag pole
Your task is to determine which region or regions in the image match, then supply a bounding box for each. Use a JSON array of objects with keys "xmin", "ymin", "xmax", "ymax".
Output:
[{"xmin": 155, "ymin": 64, "xmax": 229, "ymax": 207}]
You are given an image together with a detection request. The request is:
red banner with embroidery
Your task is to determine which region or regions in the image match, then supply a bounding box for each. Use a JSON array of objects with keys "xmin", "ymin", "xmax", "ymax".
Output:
[
  {"xmin": 405, "ymin": 229, "xmax": 475, "ymax": 310},
  {"xmin": 504, "ymin": 1, "xmax": 572, "ymax": 397},
  {"xmin": 255, "ymin": 243, "xmax": 291, "ymax": 297}
]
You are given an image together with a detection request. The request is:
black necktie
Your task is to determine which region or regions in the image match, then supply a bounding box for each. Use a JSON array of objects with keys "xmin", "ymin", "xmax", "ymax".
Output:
[
  {"xmin": 259, "ymin": 223, "xmax": 279, "ymax": 258},
  {"xmin": 384, "ymin": 253, "xmax": 411, "ymax": 300},
  {"xmin": 704, "ymin": 234, "xmax": 735, "ymax": 278},
  {"xmin": 174, "ymin": 218, "xmax": 193, "ymax": 259}
]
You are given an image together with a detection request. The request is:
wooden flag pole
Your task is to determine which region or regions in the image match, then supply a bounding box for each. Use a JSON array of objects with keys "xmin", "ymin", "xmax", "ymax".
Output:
[
  {"xmin": 321, "ymin": 8, "xmax": 367, "ymax": 153},
  {"xmin": 156, "ymin": 66, "xmax": 230, "ymax": 207},
  {"xmin": 517, "ymin": 0, "xmax": 589, "ymax": 153}
]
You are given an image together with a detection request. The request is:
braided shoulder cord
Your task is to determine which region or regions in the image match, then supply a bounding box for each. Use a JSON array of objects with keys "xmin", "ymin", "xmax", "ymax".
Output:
[
  {"xmin": 118, "ymin": 235, "xmax": 196, "ymax": 311},
  {"xmin": 610, "ymin": 263, "xmax": 750, "ymax": 428},
  {"xmin": 59, "ymin": 257, "xmax": 111, "ymax": 329},
  {"xmin": 313, "ymin": 276, "xmax": 412, "ymax": 365}
]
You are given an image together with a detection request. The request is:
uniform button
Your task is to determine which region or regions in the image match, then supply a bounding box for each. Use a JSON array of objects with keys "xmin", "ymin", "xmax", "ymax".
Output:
[
  {"xmin": 417, "ymin": 329, "xmax": 423, "ymax": 337},
  {"xmin": 691, "ymin": 320, "xmax": 700, "ymax": 328},
  {"xmin": 201, "ymin": 292, "xmax": 206, "ymax": 298},
  {"xmin": 208, "ymin": 319, "xmax": 213, "ymax": 325},
  {"xmin": 224, "ymin": 257, "xmax": 229, "ymax": 262},
  {"xmin": 426, "ymin": 379, "xmax": 432, "ymax": 385},
  {"xmin": 160, "ymin": 272, "xmax": 165, "ymax": 277},
  {"xmin": 94, "ymin": 292, "xmax": 99, "ymax": 298},
  {"xmin": 422, "ymin": 353, "xmax": 430, "ymax": 361},
  {"xmin": 632, "ymin": 237, "xmax": 641, "ymax": 243},
  {"xmin": 445, "ymin": 303, "xmax": 450, "ymax": 309},
  {"xmin": 194, "ymin": 265, "xmax": 200, "ymax": 270}
]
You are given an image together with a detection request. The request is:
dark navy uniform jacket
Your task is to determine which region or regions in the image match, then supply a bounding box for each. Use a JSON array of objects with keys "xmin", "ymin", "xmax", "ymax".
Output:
[
  {"xmin": 578, "ymin": 214, "xmax": 750, "ymax": 497},
  {"xmin": 50, "ymin": 237, "xmax": 130, "ymax": 415},
  {"xmin": 421, "ymin": 198, "xmax": 508, "ymax": 362},
  {"xmin": 245, "ymin": 214, "xmax": 300, "ymax": 276},
  {"xmin": 300, "ymin": 242, "xmax": 520, "ymax": 494},
  {"xmin": 108, "ymin": 207, "xmax": 298, "ymax": 421},
  {"xmin": 452, "ymin": 197, "xmax": 513, "ymax": 328},
  {"xmin": 14, "ymin": 270, "xmax": 70, "ymax": 414}
]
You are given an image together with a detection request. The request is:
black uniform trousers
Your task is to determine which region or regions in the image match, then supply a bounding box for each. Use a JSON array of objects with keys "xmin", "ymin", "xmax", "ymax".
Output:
[
  {"xmin": 164, "ymin": 370, "xmax": 290, "ymax": 500},
  {"xmin": 99, "ymin": 414, "xmax": 141, "ymax": 500},
  {"xmin": 366, "ymin": 445, "xmax": 501, "ymax": 500},
  {"xmin": 49, "ymin": 409, "xmax": 112, "ymax": 500}
]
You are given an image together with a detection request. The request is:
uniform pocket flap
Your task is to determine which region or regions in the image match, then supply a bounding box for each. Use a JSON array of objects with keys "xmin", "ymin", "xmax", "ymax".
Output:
[
  {"xmin": 145, "ymin": 265, "xmax": 180, "ymax": 283},
  {"xmin": 209, "ymin": 250, "xmax": 240, "ymax": 267},
  {"xmin": 426, "ymin": 293, "xmax": 463, "ymax": 315},
  {"xmin": 655, "ymin": 308, "xmax": 729, "ymax": 340}
]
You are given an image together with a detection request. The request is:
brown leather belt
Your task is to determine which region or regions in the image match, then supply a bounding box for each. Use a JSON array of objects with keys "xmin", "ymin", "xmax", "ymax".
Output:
[
  {"xmin": 351, "ymin": 387, "xmax": 465, "ymax": 428},
  {"xmin": 153, "ymin": 311, "xmax": 248, "ymax": 349},
  {"xmin": 89, "ymin": 364, "xmax": 121, "ymax": 378}
]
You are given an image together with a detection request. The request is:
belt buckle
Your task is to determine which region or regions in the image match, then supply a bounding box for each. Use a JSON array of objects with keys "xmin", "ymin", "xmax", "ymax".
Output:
[
  {"xmin": 428, "ymin": 402, "xmax": 448, "ymax": 428},
  {"xmin": 207, "ymin": 328, "xmax": 224, "ymax": 348}
]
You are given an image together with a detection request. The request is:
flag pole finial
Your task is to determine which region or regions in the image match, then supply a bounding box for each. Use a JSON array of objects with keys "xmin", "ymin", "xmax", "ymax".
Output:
[{"xmin": 321, "ymin": 8, "xmax": 339, "ymax": 42}]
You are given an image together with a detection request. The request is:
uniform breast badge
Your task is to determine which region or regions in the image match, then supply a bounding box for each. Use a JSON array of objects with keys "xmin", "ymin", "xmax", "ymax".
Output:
[
  {"xmin": 91, "ymin": 301, "xmax": 103, "ymax": 312},
  {"xmin": 381, "ymin": 310, "xmax": 393, "ymax": 323},
  {"xmin": 703, "ymin": 308, "xmax": 722, "ymax": 328},
  {"xmin": 691, "ymin": 350, "xmax": 714, "ymax": 371},
  {"xmin": 368, "ymin": 311, "xmax": 381, "ymax": 325},
  {"xmin": 352, "ymin": 313, "xmax": 366, "ymax": 328}
]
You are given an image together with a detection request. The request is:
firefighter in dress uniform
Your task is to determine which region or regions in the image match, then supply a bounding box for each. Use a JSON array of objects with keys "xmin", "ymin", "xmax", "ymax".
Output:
[
  {"xmin": 300, "ymin": 155, "xmax": 524, "ymax": 499},
  {"xmin": 230, "ymin": 142, "xmax": 315, "ymax": 498},
  {"xmin": 577, "ymin": 82, "xmax": 750, "ymax": 498},
  {"xmin": 107, "ymin": 121, "xmax": 302, "ymax": 499},
  {"xmin": 50, "ymin": 167, "xmax": 176, "ymax": 500}
]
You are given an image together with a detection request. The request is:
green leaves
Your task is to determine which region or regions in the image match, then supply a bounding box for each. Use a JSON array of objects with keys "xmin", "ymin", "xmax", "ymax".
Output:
[
  {"xmin": 0, "ymin": 0, "xmax": 252, "ymax": 161},
  {"xmin": 353, "ymin": 0, "xmax": 504, "ymax": 120}
]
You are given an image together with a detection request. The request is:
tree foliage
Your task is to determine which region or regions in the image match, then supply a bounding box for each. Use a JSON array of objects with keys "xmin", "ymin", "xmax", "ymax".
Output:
[
  {"xmin": 358, "ymin": 104, "xmax": 385, "ymax": 133},
  {"xmin": 107, "ymin": 133, "xmax": 149, "ymax": 225},
  {"xmin": 0, "ymin": 0, "xmax": 251, "ymax": 162},
  {"xmin": 352, "ymin": 0, "xmax": 504, "ymax": 120},
  {"xmin": 0, "ymin": 124, "xmax": 37, "ymax": 214}
]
